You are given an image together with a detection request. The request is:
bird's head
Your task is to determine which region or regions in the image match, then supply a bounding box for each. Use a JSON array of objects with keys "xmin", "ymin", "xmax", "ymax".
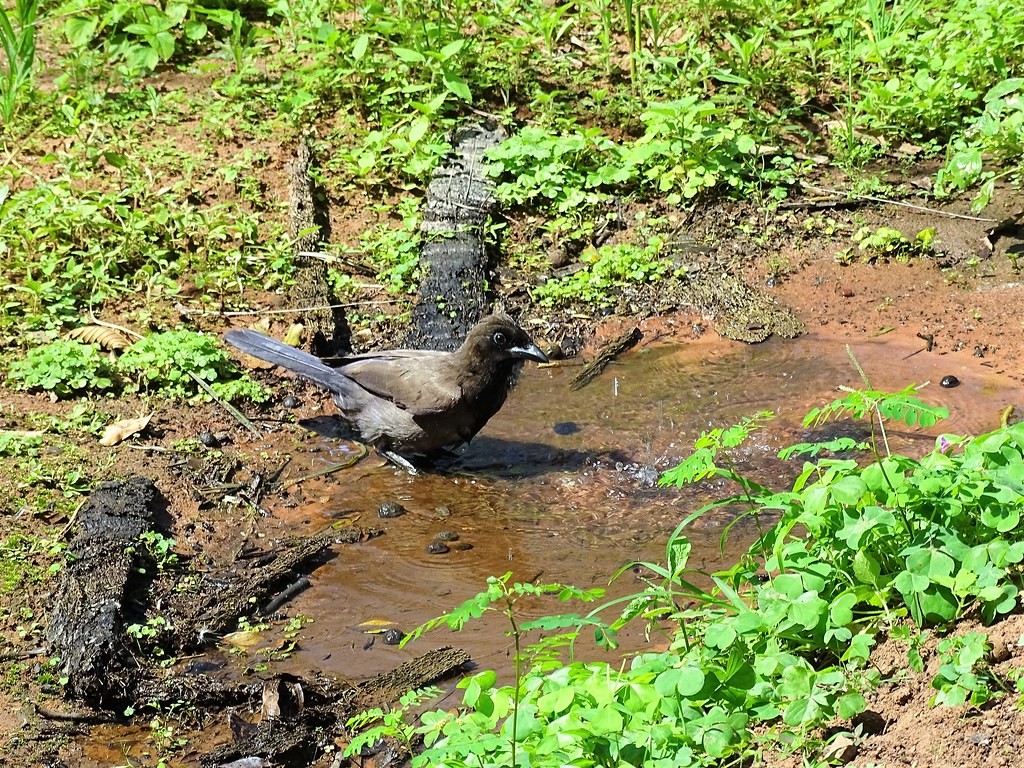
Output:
[{"xmin": 461, "ymin": 314, "xmax": 549, "ymax": 365}]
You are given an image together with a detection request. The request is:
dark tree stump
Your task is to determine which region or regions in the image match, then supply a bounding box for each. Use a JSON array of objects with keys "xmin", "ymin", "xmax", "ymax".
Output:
[
  {"xmin": 287, "ymin": 136, "xmax": 349, "ymax": 355},
  {"xmin": 46, "ymin": 477, "xmax": 165, "ymax": 705},
  {"xmin": 405, "ymin": 121, "xmax": 506, "ymax": 351}
]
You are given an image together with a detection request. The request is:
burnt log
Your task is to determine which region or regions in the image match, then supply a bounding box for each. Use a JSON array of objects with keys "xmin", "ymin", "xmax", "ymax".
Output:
[
  {"xmin": 168, "ymin": 527, "xmax": 351, "ymax": 653},
  {"xmin": 405, "ymin": 121, "xmax": 506, "ymax": 351},
  {"xmin": 200, "ymin": 646, "xmax": 472, "ymax": 767},
  {"xmin": 46, "ymin": 477, "xmax": 166, "ymax": 705}
]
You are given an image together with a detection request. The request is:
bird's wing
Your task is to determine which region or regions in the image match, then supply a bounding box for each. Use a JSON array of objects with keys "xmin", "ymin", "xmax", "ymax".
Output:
[{"xmin": 336, "ymin": 352, "xmax": 459, "ymax": 415}]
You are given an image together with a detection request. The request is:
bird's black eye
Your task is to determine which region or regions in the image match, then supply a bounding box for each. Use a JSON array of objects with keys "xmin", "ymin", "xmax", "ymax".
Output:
[{"xmin": 492, "ymin": 331, "xmax": 508, "ymax": 348}]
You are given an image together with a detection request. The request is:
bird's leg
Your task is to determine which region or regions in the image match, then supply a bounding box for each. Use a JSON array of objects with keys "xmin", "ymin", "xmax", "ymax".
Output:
[{"xmin": 378, "ymin": 448, "xmax": 418, "ymax": 475}]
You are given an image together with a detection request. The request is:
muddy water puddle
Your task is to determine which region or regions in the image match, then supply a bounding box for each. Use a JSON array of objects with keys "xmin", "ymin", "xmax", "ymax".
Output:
[{"xmin": 264, "ymin": 333, "xmax": 1023, "ymax": 682}]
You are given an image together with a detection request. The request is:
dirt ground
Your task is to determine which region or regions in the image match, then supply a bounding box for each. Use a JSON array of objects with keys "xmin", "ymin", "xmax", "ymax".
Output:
[{"xmin": 2, "ymin": 164, "xmax": 1024, "ymax": 766}]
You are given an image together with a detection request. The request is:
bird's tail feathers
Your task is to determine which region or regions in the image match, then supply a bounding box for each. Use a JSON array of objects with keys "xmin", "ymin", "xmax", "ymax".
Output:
[{"xmin": 225, "ymin": 330, "xmax": 350, "ymax": 395}]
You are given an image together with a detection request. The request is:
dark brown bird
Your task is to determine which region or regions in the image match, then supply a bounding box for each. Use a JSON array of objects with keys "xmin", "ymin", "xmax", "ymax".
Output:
[{"xmin": 225, "ymin": 314, "xmax": 548, "ymax": 467}]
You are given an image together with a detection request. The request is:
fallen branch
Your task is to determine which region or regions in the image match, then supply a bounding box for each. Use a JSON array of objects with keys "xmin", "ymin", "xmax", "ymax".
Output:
[
  {"xmin": 570, "ymin": 327, "xmax": 643, "ymax": 391},
  {"xmin": 35, "ymin": 704, "xmax": 115, "ymax": 724},
  {"xmin": 800, "ymin": 183, "xmax": 998, "ymax": 223},
  {"xmin": 187, "ymin": 372, "xmax": 261, "ymax": 435},
  {"xmin": 259, "ymin": 577, "xmax": 311, "ymax": 616},
  {"xmin": 279, "ymin": 445, "xmax": 368, "ymax": 489}
]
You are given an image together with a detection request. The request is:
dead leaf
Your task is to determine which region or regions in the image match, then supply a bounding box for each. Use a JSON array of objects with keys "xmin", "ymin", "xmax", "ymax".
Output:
[
  {"xmin": 282, "ymin": 323, "xmax": 305, "ymax": 347},
  {"xmin": 234, "ymin": 325, "xmax": 277, "ymax": 369},
  {"xmin": 330, "ymin": 516, "xmax": 360, "ymax": 530},
  {"xmin": 67, "ymin": 325, "xmax": 132, "ymax": 351},
  {"xmin": 98, "ymin": 414, "xmax": 152, "ymax": 446},
  {"xmin": 358, "ymin": 618, "xmax": 398, "ymax": 631},
  {"xmin": 221, "ymin": 629, "xmax": 264, "ymax": 650},
  {"xmin": 240, "ymin": 353, "xmax": 276, "ymax": 370},
  {"xmin": 894, "ymin": 141, "xmax": 923, "ymax": 157},
  {"xmin": 228, "ymin": 711, "xmax": 259, "ymax": 743}
]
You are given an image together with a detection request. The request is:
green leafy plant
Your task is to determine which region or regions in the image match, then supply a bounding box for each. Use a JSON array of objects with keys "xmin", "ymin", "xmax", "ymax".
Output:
[
  {"xmin": 137, "ymin": 531, "xmax": 179, "ymax": 572},
  {"xmin": 533, "ymin": 239, "xmax": 677, "ymax": 308},
  {"xmin": 394, "ymin": 573, "xmax": 606, "ymax": 767},
  {"xmin": 345, "ymin": 687, "xmax": 443, "ymax": 758},
  {"xmin": 362, "ymin": 365, "xmax": 1024, "ymax": 767},
  {"xmin": 7, "ymin": 340, "xmax": 117, "ymax": 398},
  {"xmin": 358, "ymin": 198, "xmax": 423, "ymax": 294},
  {"xmin": 0, "ymin": 0, "xmax": 37, "ymax": 123},
  {"xmin": 0, "ymin": 172, "xmax": 290, "ymax": 333},
  {"xmin": 59, "ymin": 0, "xmax": 214, "ymax": 76},
  {"xmin": 0, "ymin": 534, "xmax": 63, "ymax": 592},
  {"xmin": 486, "ymin": 102, "xmax": 786, "ymax": 221},
  {"xmin": 23, "ymin": 403, "xmax": 110, "ymax": 438},
  {"xmin": 126, "ymin": 614, "xmax": 171, "ymax": 643},
  {"xmin": 0, "ymin": 430, "xmax": 41, "ymax": 458},
  {"xmin": 485, "ymin": 125, "xmax": 625, "ymax": 215},
  {"xmin": 117, "ymin": 330, "xmax": 268, "ymax": 402},
  {"xmin": 199, "ymin": 6, "xmax": 265, "ymax": 78},
  {"xmin": 931, "ymin": 631, "xmax": 999, "ymax": 706},
  {"xmin": 837, "ymin": 226, "xmax": 936, "ymax": 265},
  {"xmin": 6, "ymin": 331, "xmax": 268, "ymax": 404},
  {"xmin": 316, "ymin": 10, "xmax": 483, "ymax": 186},
  {"xmin": 514, "ymin": 0, "xmax": 576, "ymax": 56},
  {"xmin": 935, "ymin": 77, "xmax": 1024, "ymax": 209},
  {"xmin": 622, "ymin": 97, "xmax": 767, "ymax": 204}
]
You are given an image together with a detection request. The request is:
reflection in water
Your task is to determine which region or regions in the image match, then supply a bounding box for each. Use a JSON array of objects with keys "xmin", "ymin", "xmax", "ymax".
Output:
[{"xmin": 273, "ymin": 334, "xmax": 1024, "ymax": 683}]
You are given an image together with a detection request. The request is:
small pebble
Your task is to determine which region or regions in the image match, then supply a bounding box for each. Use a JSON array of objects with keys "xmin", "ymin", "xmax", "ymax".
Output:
[
  {"xmin": 426, "ymin": 541, "xmax": 450, "ymax": 555},
  {"xmin": 449, "ymin": 541, "xmax": 474, "ymax": 551},
  {"xmin": 553, "ymin": 421, "xmax": 580, "ymax": 435},
  {"xmin": 940, "ymin": 375, "xmax": 961, "ymax": 388},
  {"xmin": 199, "ymin": 430, "xmax": 219, "ymax": 448},
  {"xmin": 282, "ymin": 394, "xmax": 300, "ymax": 409},
  {"xmin": 382, "ymin": 628, "xmax": 405, "ymax": 646},
  {"xmin": 435, "ymin": 505, "xmax": 452, "ymax": 518},
  {"xmin": 378, "ymin": 501, "xmax": 407, "ymax": 519},
  {"xmin": 434, "ymin": 530, "xmax": 459, "ymax": 542}
]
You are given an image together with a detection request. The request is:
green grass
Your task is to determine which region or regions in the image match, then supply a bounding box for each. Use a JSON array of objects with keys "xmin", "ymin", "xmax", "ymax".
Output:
[
  {"xmin": 7, "ymin": 331, "xmax": 269, "ymax": 403},
  {"xmin": 0, "ymin": 0, "xmax": 1019, "ymax": 336}
]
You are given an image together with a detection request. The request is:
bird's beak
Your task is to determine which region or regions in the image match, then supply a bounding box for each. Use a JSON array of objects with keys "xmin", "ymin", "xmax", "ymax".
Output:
[{"xmin": 509, "ymin": 343, "xmax": 549, "ymax": 364}]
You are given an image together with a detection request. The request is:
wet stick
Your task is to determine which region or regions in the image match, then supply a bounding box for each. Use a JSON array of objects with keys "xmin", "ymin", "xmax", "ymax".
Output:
[{"xmin": 570, "ymin": 326, "xmax": 642, "ymax": 390}]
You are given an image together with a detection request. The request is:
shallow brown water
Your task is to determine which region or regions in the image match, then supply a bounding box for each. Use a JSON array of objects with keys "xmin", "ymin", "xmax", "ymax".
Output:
[{"xmin": 265, "ymin": 333, "xmax": 1024, "ymax": 683}]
